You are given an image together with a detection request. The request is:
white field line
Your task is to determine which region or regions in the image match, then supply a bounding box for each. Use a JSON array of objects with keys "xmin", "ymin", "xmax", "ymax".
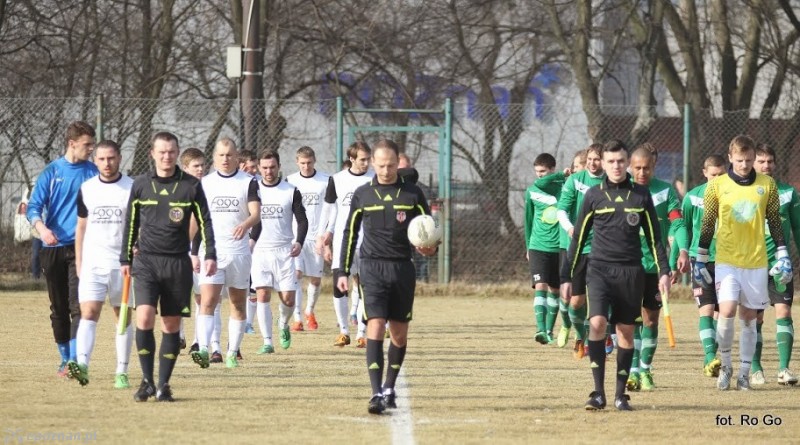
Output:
[{"xmin": 391, "ymin": 366, "xmax": 415, "ymax": 445}]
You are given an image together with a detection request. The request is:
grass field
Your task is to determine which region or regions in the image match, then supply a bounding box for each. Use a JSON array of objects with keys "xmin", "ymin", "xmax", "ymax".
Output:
[{"xmin": 1, "ymin": 286, "xmax": 799, "ymax": 444}]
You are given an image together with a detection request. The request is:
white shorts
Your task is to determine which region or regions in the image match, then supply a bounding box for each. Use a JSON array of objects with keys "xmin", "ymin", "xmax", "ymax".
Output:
[
  {"xmin": 296, "ymin": 239, "xmax": 324, "ymax": 278},
  {"xmin": 251, "ymin": 246, "xmax": 298, "ymax": 292},
  {"xmin": 715, "ymin": 264, "xmax": 769, "ymax": 310},
  {"xmin": 199, "ymin": 253, "xmax": 251, "ymax": 290},
  {"xmin": 78, "ymin": 266, "xmax": 124, "ymax": 306}
]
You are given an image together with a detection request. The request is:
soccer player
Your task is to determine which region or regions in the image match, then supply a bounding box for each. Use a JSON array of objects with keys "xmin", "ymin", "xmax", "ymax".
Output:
[
  {"xmin": 671, "ymin": 154, "xmax": 726, "ymax": 378},
  {"xmin": 67, "ymin": 140, "xmax": 134, "ymax": 388},
  {"xmin": 238, "ymin": 148, "xmax": 259, "ymax": 334},
  {"xmin": 318, "ymin": 142, "xmax": 375, "ymax": 347},
  {"xmin": 338, "ymin": 139, "xmax": 436, "ymax": 414},
  {"xmin": 626, "ymin": 146, "xmax": 688, "ymax": 391},
  {"xmin": 562, "ymin": 140, "xmax": 670, "ymax": 411},
  {"xmin": 250, "ymin": 150, "xmax": 308, "ymax": 354},
  {"xmin": 557, "ymin": 143, "xmax": 604, "ymax": 357},
  {"xmin": 693, "ymin": 135, "xmax": 789, "ymax": 391},
  {"xmin": 286, "ymin": 146, "xmax": 330, "ymax": 332},
  {"xmin": 524, "ymin": 153, "xmax": 565, "ymax": 345},
  {"xmin": 189, "ymin": 138, "xmax": 260, "ymax": 369},
  {"xmin": 121, "ymin": 132, "xmax": 216, "ymax": 402},
  {"xmin": 750, "ymin": 144, "xmax": 799, "ymax": 386},
  {"xmin": 179, "ymin": 148, "xmax": 221, "ymax": 358},
  {"xmin": 27, "ymin": 121, "xmax": 98, "ymax": 377},
  {"xmin": 239, "ymin": 149, "xmax": 259, "ymax": 176}
]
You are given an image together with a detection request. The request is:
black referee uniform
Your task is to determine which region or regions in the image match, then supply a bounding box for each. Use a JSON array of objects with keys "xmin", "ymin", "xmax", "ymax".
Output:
[
  {"xmin": 340, "ymin": 176, "xmax": 430, "ymax": 322},
  {"xmin": 120, "ymin": 167, "xmax": 216, "ymax": 401},
  {"xmin": 561, "ymin": 172, "xmax": 668, "ymax": 410}
]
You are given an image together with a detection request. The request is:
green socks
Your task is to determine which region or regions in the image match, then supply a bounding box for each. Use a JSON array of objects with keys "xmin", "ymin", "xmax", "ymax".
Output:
[
  {"xmin": 777, "ymin": 317, "xmax": 794, "ymax": 370},
  {"xmin": 569, "ymin": 305, "xmax": 587, "ymax": 341},
  {"xmin": 559, "ymin": 299, "xmax": 572, "ymax": 329},
  {"xmin": 751, "ymin": 322, "xmax": 763, "ymax": 373},
  {"xmin": 545, "ymin": 292, "xmax": 559, "ymax": 334},
  {"xmin": 534, "ymin": 290, "xmax": 547, "ymax": 333},
  {"xmin": 640, "ymin": 325, "xmax": 658, "ymax": 370},
  {"xmin": 631, "ymin": 322, "xmax": 642, "ymax": 374},
  {"xmin": 699, "ymin": 315, "xmax": 717, "ymax": 365}
]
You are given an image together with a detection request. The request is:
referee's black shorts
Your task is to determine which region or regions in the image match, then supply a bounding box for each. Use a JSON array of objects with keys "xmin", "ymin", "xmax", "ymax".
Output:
[
  {"xmin": 560, "ymin": 250, "xmax": 588, "ymax": 295},
  {"xmin": 132, "ymin": 253, "xmax": 193, "ymax": 317},
  {"xmin": 586, "ymin": 262, "xmax": 644, "ymax": 325},
  {"xmin": 359, "ymin": 259, "xmax": 415, "ymax": 322},
  {"xmin": 529, "ymin": 249, "xmax": 560, "ymax": 288}
]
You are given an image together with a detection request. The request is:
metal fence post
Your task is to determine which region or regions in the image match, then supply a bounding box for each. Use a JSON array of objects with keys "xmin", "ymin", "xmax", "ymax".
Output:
[
  {"xmin": 336, "ymin": 97, "xmax": 344, "ymax": 169},
  {"xmin": 683, "ymin": 102, "xmax": 691, "ymax": 189},
  {"xmin": 96, "ymin": 95, "xmax": 104, "ymax": 142},
  {"xmin": 442, "ymin": 98, "xmax": 453, "ymax": 284}
]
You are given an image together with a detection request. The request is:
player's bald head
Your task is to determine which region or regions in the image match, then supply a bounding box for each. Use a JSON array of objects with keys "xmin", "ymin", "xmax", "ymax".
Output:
[
  {"xmin": 214, "ymin": 137, "xmax": 237, "ymax": 154},
  {"xmin": 630, "ymin": 147, "xmax": 655, "ymax": 165}
]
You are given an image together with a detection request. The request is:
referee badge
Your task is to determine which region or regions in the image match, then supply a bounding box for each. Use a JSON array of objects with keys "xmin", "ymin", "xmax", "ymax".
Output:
[
  {"xmin": 626, "ymin": 212, "xmax": 640, "ymax": 226},
  {"xmin": 168, "ymin": 207, "xmax": 184, "ymax": 223},
  {"xmin": 396, "ymin": 211, "xmax": 407, "ymax": 223}
]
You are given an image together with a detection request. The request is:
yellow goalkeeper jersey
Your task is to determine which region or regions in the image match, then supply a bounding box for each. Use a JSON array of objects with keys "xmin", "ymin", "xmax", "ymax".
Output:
[{"xmin": 700, "ymin": 172, "xmax": 782, "ymax": 268}]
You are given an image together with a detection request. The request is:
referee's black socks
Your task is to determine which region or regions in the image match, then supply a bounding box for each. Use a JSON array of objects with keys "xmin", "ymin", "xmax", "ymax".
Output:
[
  {"xmin": 159, "ymin": 332, "xmax": 181, "ymax": 388},
  {"xmin": 616, "ymin": 347, "xmax": 634, "ymax": 398},
  {"xmin": 383, "ymin": 342, "xmax": 407, "ymax": 391},
  {"xmin": 587, "ymin": 339, "xmax": 606, "ymax": 394},
  {"xmin": 136, "ymin": 329, "xmax": 156, "ymax": 382},
  {"xmin": 366, "ymin": 339, "xmax": 384, "ymax": 395}
]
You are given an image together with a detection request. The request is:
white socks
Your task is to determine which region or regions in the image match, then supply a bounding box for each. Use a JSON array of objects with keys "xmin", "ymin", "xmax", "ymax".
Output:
[
  {"xmin": 306, "ymin": 283, "xmax": 320, "ymax": 314},
  {"xmin": 228, "ymin": 318, "xmax": 246, "ymax": 355},
  {"xmin": 716, "ymin": 316, "xmax": 735, "ymax": 368},
  {"xmin": 257, "ymin": 301, "xmax": 273, "ymax": 345},
  {"xmin": 246, "ymin": 296, "xmax": 257, "ymax": 326},
  {"xmin": 350, "ymin": 286, "xmax": 360, "ymax": 315},
  {"xmin": 76, "ymin": 319, "xmax": 97, "ymax": 366},
  {"xmin": 197, "ymin": 314, "xmax": 214, "ymax": 351},
  {"xmin": 279, "ymin": 303, "xmax": 293, "ymax": 329},
  {"xmin": 116, "ymin": 322, "xmax": 133, "ymax": 374},
  {"xmin": 212, "ymin": 303, "xmax": 222, "ymax": 353},
  {"xmin": 334, "ymin": 297, "xmax": 349, "ymax": 335},
  {"xmin": 356, "ymin": 296, "xmax": 366, "ymax": 338},
  {"xmin": 740, "ymin": 318, "xmax": 757, "ymax": 378},
  {"xmin": 294, "ymin": 285, "xmax": 304, "ymax": 322}
]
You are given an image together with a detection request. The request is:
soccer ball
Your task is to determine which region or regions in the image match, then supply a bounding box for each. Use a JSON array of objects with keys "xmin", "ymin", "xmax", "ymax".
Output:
[{"xmin": 407, "ymin": 214, "xmax": 441, "ymax": 248}]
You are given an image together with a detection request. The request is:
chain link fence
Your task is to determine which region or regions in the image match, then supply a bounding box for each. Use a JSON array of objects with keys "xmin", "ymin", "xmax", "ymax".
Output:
[{"xmin": 3, "ymin": 98, "xmax": 800, "ymax": 281}]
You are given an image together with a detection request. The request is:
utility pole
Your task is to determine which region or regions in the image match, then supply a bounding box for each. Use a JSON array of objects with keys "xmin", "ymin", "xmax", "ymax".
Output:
[{"xmin": 241, "ymin": 0, "xmax": 263, "ymax": 152}]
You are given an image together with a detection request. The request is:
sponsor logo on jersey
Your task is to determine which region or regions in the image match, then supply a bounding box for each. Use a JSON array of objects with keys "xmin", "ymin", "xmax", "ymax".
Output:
[
  {"xmin": 396, "ymin": 211, "xmax": 406, "ymax": 223},
  {"xmin": 168, "ymin": 207, "xmax": 184, "ymax": 223},
  {"xmin": 92, "ymin": 206, "xmax": 124, "ymax": 223},
  {"xmin": 689, "ymin": 194, "xmax": 705, "ymax": 208},
  {"xmin": 211, "ymin": 196, "xmax": 241, "ymax": 213},
  {"xmin": 575, "ymin": 181, "xmax": 590, "ymax": 194},
  {"xmin": 341, "ymin": 192, "xmax": 354, "ymax": 207},
  {"xmin": 261, "ymin": 204, "xmax": 284, "ymax": 219},
  {"xmin": 302, "ymin": 193, "xmax": 320, "ymax": 207},
  {"xmin": 651, "ymin": 188, "xmax": 668, "ymax": 206},
  {"xmin": 779, "ymin": 190, "xmax": 793, "ymax": 206}
]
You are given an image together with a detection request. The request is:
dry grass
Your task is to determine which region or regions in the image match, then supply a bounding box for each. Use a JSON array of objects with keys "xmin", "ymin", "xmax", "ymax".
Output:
[{"xmin": 1, "ymin": 289, "xmax": 798, "ymax": 444}]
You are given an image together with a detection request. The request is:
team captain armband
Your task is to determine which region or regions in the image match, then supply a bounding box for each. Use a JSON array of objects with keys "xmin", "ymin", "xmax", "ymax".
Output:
[{"xmin": 668, "ymin": 209, "xmax": 682, "ymax": 221}]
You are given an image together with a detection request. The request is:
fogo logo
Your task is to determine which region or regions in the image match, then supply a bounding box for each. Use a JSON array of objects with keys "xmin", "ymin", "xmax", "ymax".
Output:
[
  {"xmin": 93, "ymin": 206, "xmax": 123, "ymax": 221},
  {"xmin": 211, "ymin": 196, "xmax": 240, "ymax": 212},
  {"xmin": 302, "ymin": 193, "xmax": 320, "ymax": 207},
  {"xmin": 341, "ymin": 192, "xmax": 354, "ymax": 207},
  {"xmin": 261, "ymin": 204, "xmax": 284, "ymax": 219}
]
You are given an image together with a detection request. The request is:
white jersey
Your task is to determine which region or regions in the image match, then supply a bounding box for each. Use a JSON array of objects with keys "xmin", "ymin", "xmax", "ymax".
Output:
[
  {"xmin": 77, "ymin": 175, "xmax": 134, "ymax": 270},
  {"xmin": 326, "ymin": 168, "xmax": 374, "ymax": 268},
  {"xmin": 202, "ymin": 169, "xmax": 258, "ymax": 255},
  {"xmin": 286, "ymin": 170, "xmax": 329, "ymax": 239},
  {"xmin": 254, "ymin": 179, "xmax": 303, "ymax": 249}
]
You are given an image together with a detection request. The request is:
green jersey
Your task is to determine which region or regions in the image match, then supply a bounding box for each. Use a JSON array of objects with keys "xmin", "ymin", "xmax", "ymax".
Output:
[
  {"xmin": 670, "ymin": 182, "xmax": 716, "ymax": 269},
  {"xmin": 640, "ymin": 178, "xmax": 684, "ymax": 274},
  {"xmin": 765, "ymin": 181, "xmax": 800, "ymax": 266},
  {"xmin": 557, "ymin": 170, "xmax": 605, "ymax": 253},
  {"xmin": 524, "ymin": 175, "xmax": 562, "ymax": 252}
]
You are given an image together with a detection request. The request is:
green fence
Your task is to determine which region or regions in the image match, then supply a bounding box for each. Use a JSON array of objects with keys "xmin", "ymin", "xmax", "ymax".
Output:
[{"xmin": 2, "ymin": 98, "xmax": 800, "ymax": 280}]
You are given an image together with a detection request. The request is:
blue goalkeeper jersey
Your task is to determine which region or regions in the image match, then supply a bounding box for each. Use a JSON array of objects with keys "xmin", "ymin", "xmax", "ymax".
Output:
[{"xmin": 27, "ymin": 157, "xmax": 98, "ymax": 247}]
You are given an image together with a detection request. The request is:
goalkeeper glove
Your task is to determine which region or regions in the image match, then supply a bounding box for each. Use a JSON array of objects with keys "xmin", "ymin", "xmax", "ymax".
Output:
[
  {"xmin": 692, "ymin": 248, "xmax": 713, "ymax": 289},
  {"xmin": 769, "ymin": 246, "xmax": 793, "ymax": 285}
]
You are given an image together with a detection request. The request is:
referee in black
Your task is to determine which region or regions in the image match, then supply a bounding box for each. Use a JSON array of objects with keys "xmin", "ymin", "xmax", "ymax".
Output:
[
  {"xmin": 338, "ymin": 139, "xmax": 437, "ymax": 414},
  {"xmin": 561, "ymin": 140, "xmax": 670, "ymax": 411},
  {"xmin": 120, "ymin": 132, "xmax": 216, "ymax": 402}
]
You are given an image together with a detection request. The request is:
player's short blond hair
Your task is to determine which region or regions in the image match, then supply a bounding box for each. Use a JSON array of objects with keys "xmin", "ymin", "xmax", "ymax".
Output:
[
  {"xmin": 179, "ymin": 147, "xmax": 205, "ymax": 168},
  {"xmin": 729, "ymin": 135, "xmax": 755, "ymax": 155},
  {"xmin": 296, "ymin": 146, "xmax": 316, "ymax": 159}
]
